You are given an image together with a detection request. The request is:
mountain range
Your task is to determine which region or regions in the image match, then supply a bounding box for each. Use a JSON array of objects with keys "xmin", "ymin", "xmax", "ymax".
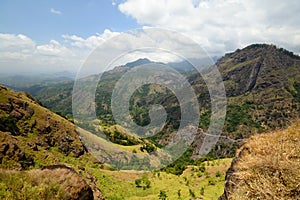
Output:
[
  {"xmin": 1, "ymin": 43, "xmax": 300, "ymax": 199},
  {"xmin": 15, "ymin": 44, "xmax": 300, "ymax": 157}
]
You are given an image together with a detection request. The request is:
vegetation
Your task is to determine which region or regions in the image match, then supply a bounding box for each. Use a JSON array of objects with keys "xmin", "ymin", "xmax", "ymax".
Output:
[
  {"xmin": 158, "ymin": 190, "xmax": 167, "ymax": 200},
  {"xmin": 2, "ymin": 44, "xmax": 300, "ymax": 199},
  {"xmin": 0, "ymin": 170, "xmax": 68, "ymax": 200},
  {"xmin": 224, "ymin": 121, "xmax": 300, "ymax": 199},
  {"xmin": 19, "ymin": 44, "xmax": 300, "ymax": 162},
  {"xmin": 135, "ymin": 174, "xmax": 151, "ymax": 190}
]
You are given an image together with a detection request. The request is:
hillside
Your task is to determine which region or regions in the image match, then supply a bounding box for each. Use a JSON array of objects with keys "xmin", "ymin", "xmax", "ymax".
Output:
[
  {"xmin": 0, "ymin": 84, "xmax": 235, "ymax": 200},
  {"xmin": 0, "ymin": 85, "xmax": 104, "ymax": 199},
  {"xmin": 219, "ymin": 120, "xmax": 300, "ymax": 199},
  {"xmin": 19, "ymin": 44, "xmax": 300, "ymax": 159},
  {"xmin": 1, "ymin": 43, "xmax": 300, "ymax": 199}
]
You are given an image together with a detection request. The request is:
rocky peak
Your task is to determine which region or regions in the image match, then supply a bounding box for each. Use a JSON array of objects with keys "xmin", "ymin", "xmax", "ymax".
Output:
[{"xmin": 217, "ymin": 44, "xmax": 300, "ymax": 97}]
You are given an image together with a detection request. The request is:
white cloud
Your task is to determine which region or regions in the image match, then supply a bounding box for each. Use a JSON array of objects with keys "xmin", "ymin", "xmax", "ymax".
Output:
[
  {"xmin": 0, "ymin": 30, "xmax": 121, "ymax": 74},
  {"xmin": 50, "ymin": 8, "xmax": 62, "ymax": 15},
  {"xmin": 118, "ymin": 0, "xmax": 300, "ymax": 55},
  {"xmin": 62, "ymin": 29, "xmax": 120, "ymax": 49},
  {"xmin": 0, "ymin": 34, "xmax": 35, "ymax": 60}
]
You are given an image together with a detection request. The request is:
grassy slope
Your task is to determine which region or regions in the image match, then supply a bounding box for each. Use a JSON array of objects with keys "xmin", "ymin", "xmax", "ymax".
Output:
[
  {"xmin": 76, "ymin": 127, "xmax": 233, "ymax": 199},
  {"xmin": 89, "ymin": 158, "xmax": 232, "ymax": 200},
  {"xmin": 0, "ymin": 85, "xmax": 232, "ymax": 199},
  {"xmin": 225, "ymin": 120, "xmax": 300, "ymax": 199}
]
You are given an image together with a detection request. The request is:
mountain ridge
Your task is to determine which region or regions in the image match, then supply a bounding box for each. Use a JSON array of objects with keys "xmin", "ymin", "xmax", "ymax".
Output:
[{"xmin": 4, "ymin": 43, "xmax": 300, "ymax": 158}]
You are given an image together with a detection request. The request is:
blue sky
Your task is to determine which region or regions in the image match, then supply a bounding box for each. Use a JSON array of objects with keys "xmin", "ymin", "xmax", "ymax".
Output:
[
  {"xmin": 0, "ymin": 0, "xmax": 139, "ymax": 44},
  {"xmin": 0, "ymin": 0, "xmax": 299, "ymax": 74}
]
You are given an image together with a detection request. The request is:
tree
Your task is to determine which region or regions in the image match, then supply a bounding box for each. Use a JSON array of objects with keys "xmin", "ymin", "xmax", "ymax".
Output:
[
  {"xmin": 134, "ymin": 174, "xmax": 151, "ymax": 190},
  {"xmin": 135, "ymin": 179, "xmax": 142, "ymax": 187},
  {"xmin": 200, "ymin": 186, "xmax": 205, "ymax": 196},
  {"xmin": 158, "ymin": 190, "xmax": 167, "ymax": 200},
  {"xmin": 177, "ymin": 189, "xmax": 181, "ymax": 199},
  {"xmin": 189, "ymin": 188, "xmax": 195, "ymax": 198}
]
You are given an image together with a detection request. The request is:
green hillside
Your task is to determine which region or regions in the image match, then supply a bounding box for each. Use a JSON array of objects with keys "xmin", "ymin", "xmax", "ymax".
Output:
[
  {"xmin": 23, "ymin": 44, "xmax": 300, "ymax": 158},
  {"xmin": 0, "ymin": 85, "xmax": 233, "ymax": 199}
]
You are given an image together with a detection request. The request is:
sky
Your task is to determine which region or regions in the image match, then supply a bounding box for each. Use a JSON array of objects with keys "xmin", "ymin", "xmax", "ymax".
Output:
[{"xmin": 0, "ymin": 0, "xmax": 300, "ymax": 75}]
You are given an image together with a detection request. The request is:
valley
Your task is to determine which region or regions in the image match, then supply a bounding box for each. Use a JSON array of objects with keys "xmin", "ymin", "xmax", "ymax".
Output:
[{"xmin": 0, "ymin": 44, "xmax": 300, "ymax": 199}]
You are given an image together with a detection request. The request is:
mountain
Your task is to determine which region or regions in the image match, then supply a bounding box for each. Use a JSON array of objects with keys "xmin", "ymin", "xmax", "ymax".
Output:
[
  {"xmin": 15, "ymin": 44, "xmax": 300, "ymax": 159},
  {"xmin": 124, "ymin": 58, "xmax": 154, "ymax": 68},
  {"xmin": 219, "ymin": 120, "xmax": 300, "ymax": 199},
  {"xmin": 125, "ymin": 58, "xmax": 196, "ymax": 72},
  {"xmin": 0, "ymin": 71, "xmax": 74, "ymax": 90},
  {"xmin": 211, "ymin": 44, "xmax": 300, "ymax": 152},
  {"xmin": 1, "ymin": 43, "xmax": 300, "ymax": 199}
]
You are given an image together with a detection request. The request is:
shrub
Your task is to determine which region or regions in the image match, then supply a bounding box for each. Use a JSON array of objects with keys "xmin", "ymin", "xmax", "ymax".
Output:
[
  {"xmin": 158, "ymin": 190, "xmax": 167, "ymax": 200},
  {"xmin": 208, "ymin": 177, "xmax": 216, "ymax": 185},
  {"xmin": 189, "ymin": 188, "xmax": 195, "ymax": 198},
  {"xmin": 134, "ymin": 174, "xmax": 151, "ymax": 190},
  {"xmin": 177, "ymin": 189, "xmax": 181, "ymax": 198},
  {"xmin": 200, "ymin": 186, "xmax": 205, "ymax": 196}
]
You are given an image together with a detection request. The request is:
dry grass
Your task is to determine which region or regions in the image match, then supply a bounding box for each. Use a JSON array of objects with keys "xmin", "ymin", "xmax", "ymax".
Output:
[
  {"xmin": 0, "ymin": 169, "xmax": 69, "ymax": 200},
  {"xmin": 229, "ymin": 121, "xmax": 300, "ymax": 200}
]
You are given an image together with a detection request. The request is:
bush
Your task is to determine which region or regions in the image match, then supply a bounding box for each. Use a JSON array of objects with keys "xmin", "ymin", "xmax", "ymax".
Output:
[
  {"xmin": 200, "ymin": 186, "xmax": 205, "ymax": 196},
  {"xmin": 158, "ymin": 190, "xmax": 167, "ymax": 200},
  {"xmin": 189, "ymin": 188, "xmax": 196, "ymax": 198},
  {"xmin": 216, "ymin": 171, "xmax": 222, "ymax": 177},
  {"xmin": 208, "ymin": 177, "xmax": 216, "ymax": 185},
  {"xmin": 140, "ymin": 143, "xmax": 156, "ymax": 153},
  {"xmin": 134, "ymin": 174, "xmax": 151, "ymax": 190}
]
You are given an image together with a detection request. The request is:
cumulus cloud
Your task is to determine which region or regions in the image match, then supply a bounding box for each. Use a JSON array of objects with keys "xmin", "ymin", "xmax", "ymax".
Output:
[
  {"xmin": 50, "ymin": 8, "xmax": 62, "ymax": 15},
  {"xmin": 0, "ymin": 30, "xmax": 120, "ymax": 74},
  {"xmin": 62, "ymin": 29, "xmax": 120, "ymax": 49},
  {"xmin": 118, "ymin": 0, "xmax": 300, "ymax": 55},
  {"xmin": 0, "ymin": 34, "xmax": 35, "ymax": 61}
]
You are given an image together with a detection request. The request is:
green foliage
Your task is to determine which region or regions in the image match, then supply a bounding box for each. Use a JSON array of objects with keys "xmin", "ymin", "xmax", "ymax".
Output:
[
  {"xmin": 158, "ymin": 190, "xmax": 168, "ymax": 200},
  {"xmin": 140, "ymin": 143, "xmax": 156, "ymax": 153},
  {"xmin": 107, "ymin": 195, "xmax": 124, "ymax": 200},
  {"xmin": 291, "ymin": 82, "xmax": 300, "ymax": 102},
  {"xmin": 200, "ymin": 186, "xmax": 205, "ymax": 196},
  {"xmin": 0, "ymin": 171, "xmax": 68, "ymax": 200},
  {"xmin": 225, "ymin": 104, "xmax": 261, "ymax": 134},
  {"xmin": 102, "ymin": 128, "xmax": 140, "ymax": 146},
  {"xmin": 177, "ymin": 189, "xmax": 181, "ymax": 199},
  {"xmin": 189, "ymin": 188, "xmax": 196, "ymax": 198},
  {"xmin": 208, "ymin": 177, "xmax": 216, "ymax": 185},
  {"xmin": 0, "ymin": 115, "xmax": 18, "ymax": 133},
  {"xmin": 199, "ymin": 110, "xmax": 211, "ymax": 130},
  {"xmin": 134, "ymin": 174, "xmax": 151, "ymax": 190},
  {"xmin": 198, "ymin": 163, "xmax": 206, "ymax": 172},
  {"xmin": 215, "ymin": 171, "xmax": 222, "ymax": 177},
  {"xmin": 135, "ymin": 178, "xmax": 142, "ymax": 187},
  {"xmin": 164, "ymin": 148, "xmax": 194, "ymax": 175}
]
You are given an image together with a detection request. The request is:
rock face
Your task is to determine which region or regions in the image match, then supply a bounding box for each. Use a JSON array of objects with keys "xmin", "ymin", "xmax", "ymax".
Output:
[
  {"xmin": 217, "ymin": 44, "xmax": 300, "ymax": 96},
  {"xmin": 0, "ymin": 132, "xmax": 34, "ymax": 169},
  {"xmin": 219, "ymin": 121, "xmax": 300, "ymax": 199}
]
